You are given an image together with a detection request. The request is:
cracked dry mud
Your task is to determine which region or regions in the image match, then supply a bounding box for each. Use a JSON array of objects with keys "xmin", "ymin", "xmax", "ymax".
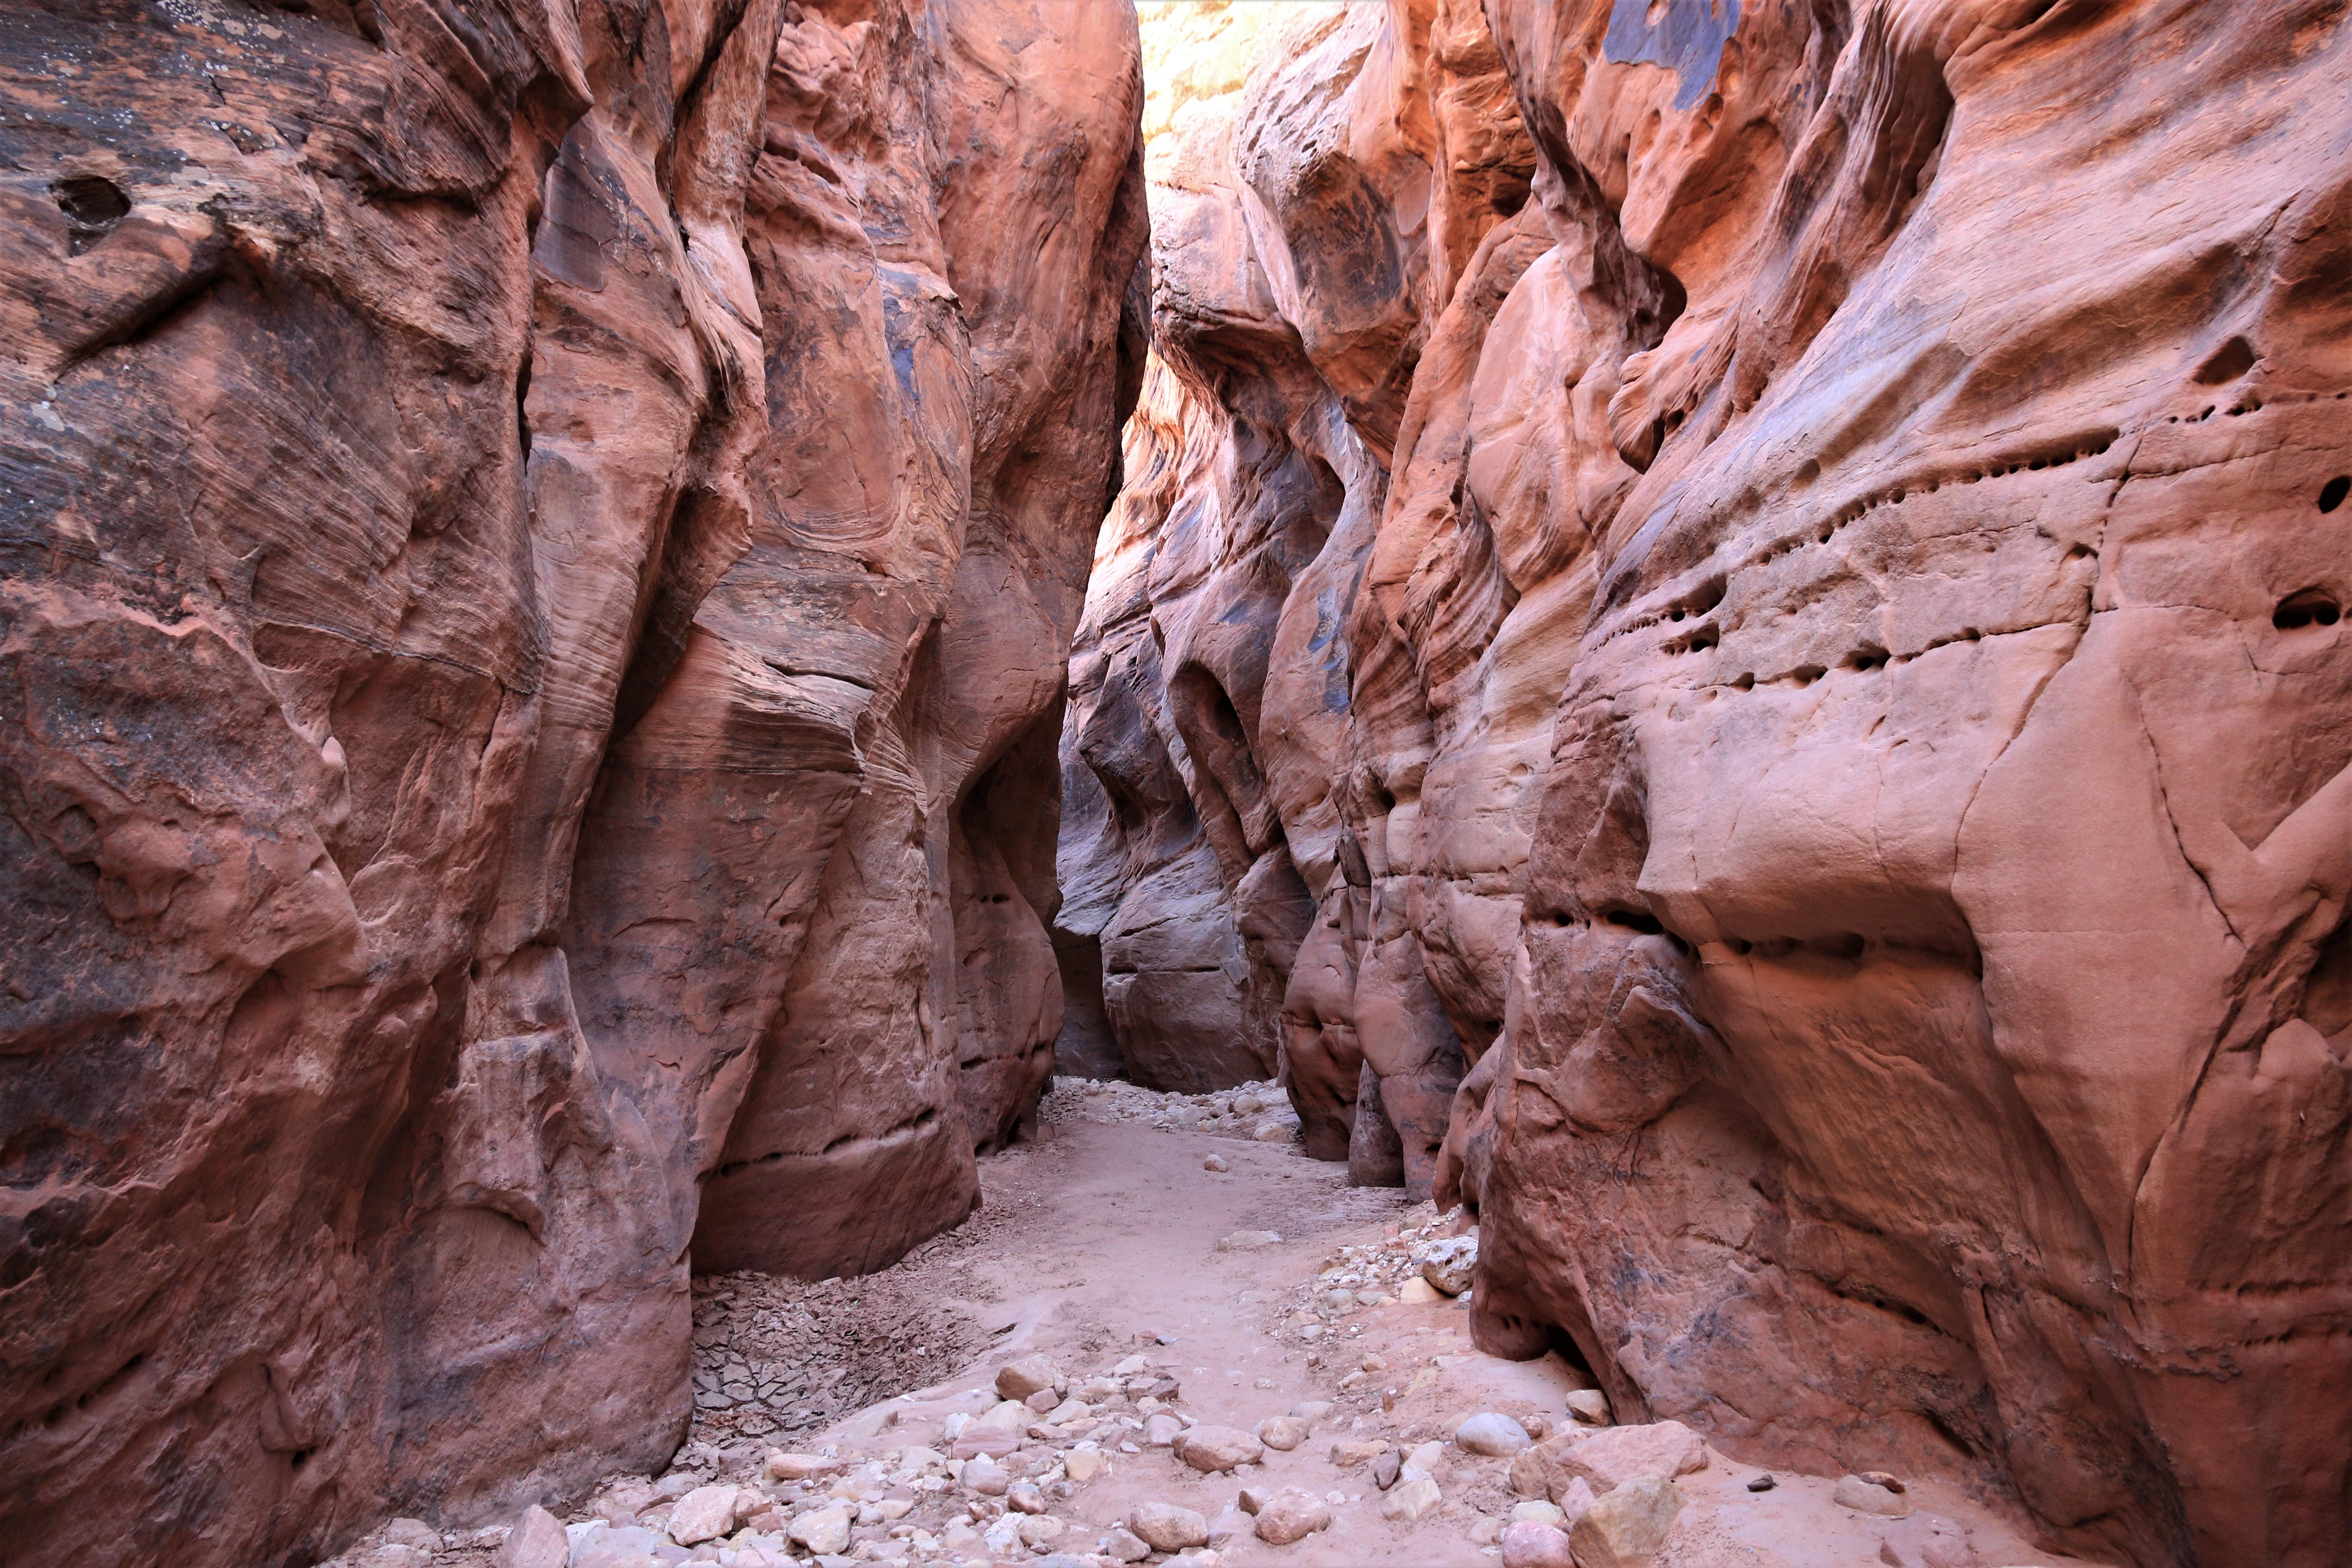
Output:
[{"xmin": 328, "ymin": 1086, "xmax": 2113, "ymax": 1568}]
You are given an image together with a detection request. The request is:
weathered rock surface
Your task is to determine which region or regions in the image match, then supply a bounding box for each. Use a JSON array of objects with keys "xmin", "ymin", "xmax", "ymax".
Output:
[
  {"xmin": 0, "ymin": 0, "xmax": 1142, "ymax": 1563},
  {"xmin": 1060, "ymin": 1, "xmax": 2352, "ymax": 1565}
]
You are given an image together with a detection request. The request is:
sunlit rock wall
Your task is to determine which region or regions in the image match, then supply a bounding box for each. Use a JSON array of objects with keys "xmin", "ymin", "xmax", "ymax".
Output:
[
  {"xmin": 0, "ymin": 1, "xmax": 1142, "ymax": 1562},
  {"xmin": 1064, "ymin": 1, "xmax": 2352, "ymax": 1563}
]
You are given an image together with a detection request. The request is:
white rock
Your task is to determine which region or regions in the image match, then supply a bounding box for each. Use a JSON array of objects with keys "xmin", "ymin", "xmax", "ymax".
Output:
[
  {"xmin": 1045, "ymin": 1397, "xmax": 1091, "ymax": 1425},
  {"xmin": 1566, "ymin": 1390, "xmax": 1612, "ymax": 1426},
  {"xmin": 1018, "ymin": 1513, "xmax": 1067, "ymax": 1547},
  {"xmin": 493, "ymin": 1509, "xmax": 566, "ymax": 1568},
  {"xmin": 790, "ymin": 1505, "xmax": 853, "ymax": 1556},
  {"xmin": 1252, "ymin": 1489, "xmax": 1333, "ymax": 1544},
  {"xmin": 1204, "ymin": 1155, "xmax": 1230, "ymax": 1173},
  {"xmin": 1832, "ymin": 1474, "xmax": 1912, "ymax": 1519},
  {"xmin": 1217, "ymin": 1229, "xmax": 1283, "ymax": 1251},
  {"xmin": 1457, "ymin": 1412, "xmax": 1534, "ymax": 1457},
  {"xmin": 1568, "ymin": 1475, "xmax": 1683, "ymax": 1568},
  {"xmin": 1129, "ymin": 1501, "xmax": 1210, "ymax": 1552},
  {"xmin": 1104, "ymin": 1525, "xmax": 1153, "ymax": 1562},
  {"xmin": 1142, "ymin": 1413, "xmax": 1185, "ymax": 1447},
  {"xmin": 1065, "ymin": 1447, "xmax": 1108, "ymax": 1482},
  {"xmin": 963, "ymin": 1457, "xmax": 1011, "ymax": 1496},
  {"xmin": 1502, "ymin": 1519, "xmax": 1576, "ymax": 1568},
  {"xmin": 1399, "ymin": 1277, "xmax": 1443, "ymax": 1304},
  {"xmin": 1510, "ymin": 1500, "xmax": 1565, "ymax": 1526},
  {"xmin": 1256, "ymin": 1415, "xmax": 1310, "ymax": 1451},
  {"xmin": 1381, "ymin": 1475, "xmax": 1442, "ymax": 1522},
  {"xmin": 975, "ymin": 1398, "xmax": 1032, "ymax": 1431},
  {"xmin": 666, "ymin": 1484, "xmax": 742, "ymax": 1545}
]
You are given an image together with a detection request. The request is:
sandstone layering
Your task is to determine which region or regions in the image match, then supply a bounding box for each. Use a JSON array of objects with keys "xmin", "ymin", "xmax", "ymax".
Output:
[
  {"xmin": 5, "ymin": 1, "xmax": 2350, "ymax": 1567},
  {"xmin": 1056, "ymin": 3, "xmax": 2352, "ymax": 1566},
  {"xmin": 0, "ymin": 0, "xmax": 1141, "ymax": 1561}
]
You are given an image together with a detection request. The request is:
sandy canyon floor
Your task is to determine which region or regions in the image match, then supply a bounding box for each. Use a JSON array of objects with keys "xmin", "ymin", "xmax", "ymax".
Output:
[{"xmin": 331, "ymin": 1087, "xmax": 2112, "ymax": 1568}]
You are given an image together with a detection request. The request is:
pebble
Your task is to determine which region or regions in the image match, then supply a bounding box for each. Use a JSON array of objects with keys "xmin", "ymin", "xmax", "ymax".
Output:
[
  {"xmin": 1064, "ymin": 1447, "xmax": 1107, "ymax": 1482},
  {"xmin": 1745, "ymin": 1473, "xmax": 1776, "ymax": 1492},
  {"xmin": 1380, "ymin": 1475, "xmax": 1441, "ymax": 1522},
  {"xmin": 963, "ymin": 1457, "xmax": 1010, "ymax": 1496},
  {"xmin": 1204, "ymin": 1154, "xmax": 1230, "ymax": 1172},
  {"xmin": 1237, "ymin": 1486, "xmax": 1271, "ymax": 1515},
  {"xmin": 1372, "ymin": 1449, "xmax": 1403, "ymax": 1490},
  {"xmin": 1104, "ymin": 1525, "xmax": 1152, "ymax": 1562},
  {"xmin": 1253, "ymin": 1488, "xmax": 1334, "ymax": 1544},
  {"xmin": 789, "ymin": 1505, "xmax": 853, "ymax": 1556},
  {"xmin": 1217, "ymin": 1229, "xmax": 1283, "ymax": 1251},
  {"xmin": 1502, "ymin": 1519, "xmax": 1576, "ymax": 1568},
  {"xmin": 1007, "ymin": 1481, "xmax": 1047, "ymax": 1513},
  {"xmin": 1457, "ymin": 1411, "xmax": 1534, "ymax": 1457},
  {"xmin": 1330, "ymin": 1440, "xmax": 1386, "ymax": 1469},
  {"xmin": 1256, "ymin": 1415, "xmax": 1310, "ymax": 1451},
  {"xmin": 1568, "ymin": 1475, "xmax": 1682, "ymax": 1568},
  {"xmin": 766, "ymin": 1451, "xmax": 833, "ymax": 1481},
  {"xmin": 493, "ymin": 1509, "xmax": 567, "ymax": 1568},
  {"xmin": 1129, "ymin": 1501, "xmax": 1211, "ymax": 1552},
  {"xmin": 1832, "ymin": 1473, "xmax": 1912, "ymax": 1518},
  {"xmin": 1291, "ymin": 1400, "xmax": 1334, "ymax": 1420},
  {"xmin": 1143, "ymin": 1412, "xmax": 1185, "ymax": 1447},
  {"xmin": 1176, "ymin": 1424, "xmax": 1265, "ymax": 1473},
  {"xmin": 1017, "ymin": 1513, "xmax": 1066, "ymax": 1547},
  {"xmin": 669, "ymin": 1484, "xmax": 745, "ymax": 1545}
]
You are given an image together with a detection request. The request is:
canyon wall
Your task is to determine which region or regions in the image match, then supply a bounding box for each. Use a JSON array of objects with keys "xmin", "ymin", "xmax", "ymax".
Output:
[
  {"xmin": 1062, "ymin": 1, "xmax": 2352, "ymax": 1564},
  {"xmin": 0, "ymin": 1, "xmax": 1142, "ymax": 1563}
]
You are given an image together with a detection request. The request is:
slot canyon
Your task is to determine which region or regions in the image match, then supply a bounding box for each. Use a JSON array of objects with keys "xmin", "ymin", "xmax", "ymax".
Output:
[{"xmin": 2, "ymin": 1, "xmax": 2349, "ymax": 1567}]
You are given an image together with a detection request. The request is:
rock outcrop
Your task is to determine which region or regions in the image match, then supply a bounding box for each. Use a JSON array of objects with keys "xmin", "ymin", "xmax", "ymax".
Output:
[
  {"xmin": 1062, "ymin": 2, "xmax": 2352, "ymax": 1565},
  {"xmin": 0, "ymin": 1, "xmax": 1142, "ymax": 1562}
]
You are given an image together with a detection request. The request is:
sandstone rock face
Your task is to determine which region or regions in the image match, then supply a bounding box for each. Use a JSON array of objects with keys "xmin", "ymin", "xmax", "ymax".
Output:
[
  {"xmin": 0, "ymin": 2, "xmax": 1142, "ymax": 1564},
  {"xmin": 1066, "ymin": 1, "xmax": 2352, "ymax": 1564}
]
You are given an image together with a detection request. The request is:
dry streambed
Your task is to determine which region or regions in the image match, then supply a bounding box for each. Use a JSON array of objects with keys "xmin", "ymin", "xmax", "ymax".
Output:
[{"xmin": 318, "ymin": 1086, "xmax": 2105, "ymax": 1568}]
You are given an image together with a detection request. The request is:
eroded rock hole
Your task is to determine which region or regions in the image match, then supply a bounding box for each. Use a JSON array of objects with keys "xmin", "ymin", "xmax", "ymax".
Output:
[
  {"xmin": 2273, "ymin": 589, "xmax": 2341, "ymax": 631},
  {"xmin": 2321, "ymin": 475, "xmax": 2349, "ymax": 514}
]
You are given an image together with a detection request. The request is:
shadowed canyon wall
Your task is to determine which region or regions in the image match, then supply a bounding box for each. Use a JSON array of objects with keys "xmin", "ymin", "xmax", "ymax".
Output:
[
  {"xmin": 1058, "ymin": 1, "xmax": 2352, "ymax": 1565},
  {"xmin": 0, "ymin": 1, "xmax": 1142, "ymax": 1563}
]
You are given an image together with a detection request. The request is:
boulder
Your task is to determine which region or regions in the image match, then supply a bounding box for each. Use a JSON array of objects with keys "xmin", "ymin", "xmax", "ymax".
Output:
[
  {"xmin": 1254, "ymin": 1489, "xmax": 1335, "ymax": 1544},
  {"xmin": 1566, "ymin": 1476, "xmax": 1683, "ymax": 1568},
  {"xmin": 1129, "ymin": 1502, "xmax": 1210, "ymax": 1553},
  {"xmin": 1176, "ymin": 1424, "xmax": 1265, "ymax": 1473},
  {"xmin": 1501, "ymin": 1519, "xmax": 1576, "ymax": 1568},
  {"xmin": 1456, "ymin": 1412, "xmax": 1534, "ymax": 1457}
]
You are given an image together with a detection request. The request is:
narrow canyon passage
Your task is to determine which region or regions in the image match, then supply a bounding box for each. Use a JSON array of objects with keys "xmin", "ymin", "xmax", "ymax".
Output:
[{"xmin": 3, "ymin": 2, "xmax": 2349, "ymax": 1568}]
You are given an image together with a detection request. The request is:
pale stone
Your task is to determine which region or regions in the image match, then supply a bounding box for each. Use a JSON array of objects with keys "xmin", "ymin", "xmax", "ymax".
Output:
[
  {"xmin": 790, "ymin": 1506, "xmax": 853, "ymax": 1556},
  {"xmin": 1129, "ymin": 1501, "xmax": 1210, "ymax": 1552},
  {"xmin": 1330, "ymin": 1440, "xmax": 1387, "ymax": 1468},
  {"xmin": 1510, "ymin": 1500, "xmax": 1565, "ymax": 1526},
  {"xmin": 1204, "ymin": 1155, "xmax": 1230, "ymax": 1172},
  {"xmin": 1177, "ymin": 1424, "xmax": 1265, "ymax": 1473},
  {"xmin": 1456, "ymin": 1412, "xmax": 1534, "ymax": 1457},
  {"xmin": 1566, "ymin": 1390, "xmax": 1611, "ymax": 1427},
  {"xmin": 1253, "ymin": 1488, "xmax": 1334, "ymax": 1544},
  {"xmin": 493, "ymin": 1510, "xmax": 568, "ymax": 1568},
  {"xmin": 1878, "ymin": 1513, "xmax": 1976, "ymax": 1568},
  {"xmin": 383, "ymin": 1520, "xmax": 440, "ymax": 1551},
  {"xmin": 1553, "ymin": 1421, "xmax": 1707, "ymax": 1496},
  {"xmin": 1105, "ymin": 1526, "xmax": 1153, "ymax": 1562},
  {"xmin": 1257, "ymin": 1415, "xmax": 1310, "ymax": 1451},
  {"xmin": 1217, "ymin": 1229, "xmax": 1283, "ymax": 1251},
  {"xmin": 1026, "ymin": 1387, "xmax": 1062, "ymax": 1413},
  {"xmin": 963, "ymin": 1457, "xmax": 1010, "ymax": 1496},
  {"xmin": 1237, "ymin": 1485, "xmax": 1271, "ymax": 1515},
  {"xmin": 996, "ymin": 1355, "xmax": 1061, "ymax": 1402},
  {"xmin": 976, "ymin": 1399, "xmax": 1032, "ymax": 1431},
  {"xmin": 1399, "ymin": 1278, "xmax": 1443, "ymax": 1304},
  {"xmin": 1045, "ymin": 1397, "xmax": 1091, "ymax": 1425},
  {"xmin": 1065, "ymin": 1447, "xmax": 1107, "ymax": 1482},
  {"xmin": 666, "ymin": 1484, "xmax": 743, "ymax": 1545},
  {"xmin": 1144, "ymin": 1412, "xmax": 1185, "ymax": 1446},
  {"xmin": 1501, "ymin": 1520, "xmax": 1575, "ymax": 1568},
  {"xmin": 1832, "ymin": 1474, "xmax": 1913, "ymax": 1519},
  {"xmin": 1568, "ymin": 1476, "xmax": 1683, "ymax": 1568},
  {"xmin": 1008, "ymin": 1481, "xmax": 1047, "ymax": 1514},
  {"xmin": 1561, "ymin": 1477, "xmax": 1599, "ymax": 1527},
  {"xmin": 1018, "ymin": 1514, "xmax": 1066, "ymax": 1548},
  {"xmin": 1381, "ymin": 1476, "xmax": 1442, "ymax": 1521},
  {"xmin": 1207, "ymin": 1506, "xmax": 1253, "ymax": 1546}
]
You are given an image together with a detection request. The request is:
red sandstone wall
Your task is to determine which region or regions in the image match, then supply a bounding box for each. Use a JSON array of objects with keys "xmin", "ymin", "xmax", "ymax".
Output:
[{"xmin": 0, "ymin": 2, "xmax": 1142, "ymax": 1561}]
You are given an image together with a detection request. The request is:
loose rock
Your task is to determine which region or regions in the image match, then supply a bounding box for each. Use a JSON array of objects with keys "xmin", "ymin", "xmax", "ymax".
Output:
[
  {"xmin": 1253, "ymin": 1488, "xmax": 1334, "ymax": 1544},
  {"xmin": 1566, "ymin": 1390, "xmax": 1611, "ymax": 1426},
  {"xmin": 665, "ymin": 1484, "xmax": 741, "ymax": 1545},
  {"xmin": 1502, "ymin": 1519, "xmax": 1577, "ymax": 1568},
  {"xmin": 1257, "ymin": 1415, "xmax": 1310, "ymax": 1451},
  {"xmin": 1457, "ymin": 1411, "xmax": 1534, "ymax": 1457},
  {"xmin": 1381, "ymin": 1475, "xmax": 1442, "ymax": 1522},
  {"xmin": 790, "ymin": 1506, "xmax": 853, "ymax": 1556},
  {"xmin": 1833, "ymin": 1474, "xmax": 1914, "ymax": 1519},
  {"xmin": 1218, "ymin": 1230, "xmax": 1283, "ymax": 1251},
  {"xmin": 1176, "ymin": 1424, "xmax": 1264, "ymax": 1473},
  {"xmin": 1568, "ymin": 1475, "xmax": 1683, "ymax": 1568},
  {"xmin": 493, "ymin": 1508, "xmax": 567, "ymax": 1568},
  {"xmin": 1104, "ymin": 1526, "xmax": 1152, "ymax": 1562},
  {"xmin": 996, "ymin": 1355, "xmax": 1061, "ymax": 1402},
  {"xmin": 1129, "ymin": 1501, "xmax": 1211, "ymax": 1553}
]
